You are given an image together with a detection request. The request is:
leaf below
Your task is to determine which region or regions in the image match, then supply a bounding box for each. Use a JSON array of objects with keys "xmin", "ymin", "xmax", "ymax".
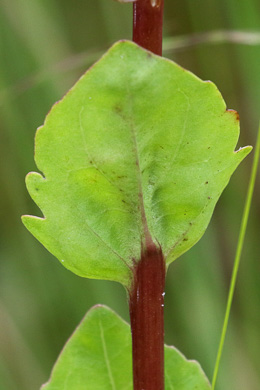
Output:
[{"xmin": 42, "ymin": 305, "xmax": 211, "ymax": 390}]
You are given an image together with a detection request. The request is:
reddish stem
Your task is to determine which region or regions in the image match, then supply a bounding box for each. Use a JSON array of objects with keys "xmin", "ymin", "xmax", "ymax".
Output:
[
  {"xmin": 129, "ymin": 243, "xmax": 166, "ymax": 390},
  {"xmin": 130, "ymin": 2, "xmax": 165, "ymax": 388},
  {"xmin": 133, "ymin": 0, "xmax": 164, "ymax": 55}
]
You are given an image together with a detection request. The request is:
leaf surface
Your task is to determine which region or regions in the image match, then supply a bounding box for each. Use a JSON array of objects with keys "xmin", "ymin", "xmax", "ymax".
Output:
[
  {"xmin": 41, "ymin": 305, "xmax": 211, "ymax": 390},
  {"xmin": 22, "ymin": 41, "xmax": 251, "ymax": 286}
]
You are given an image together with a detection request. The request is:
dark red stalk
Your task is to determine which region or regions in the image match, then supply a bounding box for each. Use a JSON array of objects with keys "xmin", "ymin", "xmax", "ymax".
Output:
[
  {"xmin": 129, "ymin": 1, "xmax": 165, "ymax": 388},
  {"xmin": 129, "ymin": 243, "xmax": 166, "ymax": 390},
  {"xmin": 133, "ymin": 0, "xmax": 164, "ymax": 55}
]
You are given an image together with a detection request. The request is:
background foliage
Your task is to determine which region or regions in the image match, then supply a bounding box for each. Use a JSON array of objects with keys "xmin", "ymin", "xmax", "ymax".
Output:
[{"xmin": 0, "ymin": 0, "xmax": 259, "ymax": 389}]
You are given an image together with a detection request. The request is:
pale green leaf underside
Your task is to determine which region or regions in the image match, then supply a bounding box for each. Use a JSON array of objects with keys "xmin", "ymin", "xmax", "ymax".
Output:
[
  {"xmin": 22, "ymin": 40, "xmax": 251, "ymax": 286},
  {"xmin": 41, "ymin": 305, "xmax": 211, "ymax": 390}
]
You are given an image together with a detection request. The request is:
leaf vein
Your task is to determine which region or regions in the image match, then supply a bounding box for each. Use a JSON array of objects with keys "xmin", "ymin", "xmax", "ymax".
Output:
[
  {"xmin": 78, "ymin": 107, "xmax": 132, "ymax": 270},
  {"xmin": 127, "ymin": 93, "xmax": 153, "ymax": 248},
  {"xmin": 99, "ymin": 317, "xmax": 117, "ymax": 390}
]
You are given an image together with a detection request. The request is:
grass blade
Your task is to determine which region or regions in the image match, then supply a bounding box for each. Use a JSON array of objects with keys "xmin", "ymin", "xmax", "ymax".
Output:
[{"xmin": 212, "ymin": 124, "xmax": 260, "ymax": 389}]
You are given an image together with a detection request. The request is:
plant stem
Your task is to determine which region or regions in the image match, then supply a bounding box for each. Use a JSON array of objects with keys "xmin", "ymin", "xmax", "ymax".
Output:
[
  {"xmin": 129, "ymin": 243, "xmax": 166, "ymax": 390},
  {"xmin": 133, "ymin": 0, "xmax": 164, "ymax": 55},
  {"xmin": 130, "ymin": 2, "xmax": 165, "ymax": 389}
]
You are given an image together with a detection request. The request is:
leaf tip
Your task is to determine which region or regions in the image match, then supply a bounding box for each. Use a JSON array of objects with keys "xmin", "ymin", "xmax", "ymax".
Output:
[
  {"xmin": 25, "ymin": 171, "xmax": 45, "ymax": 185},
  {"xmin": 226, "ymin": 107, "xmax": 239, "ymax": 120},
  {"xmin": 21, "ymin": 215, "xmax": 46, "ymax": 243},
  {"xmin": 235, "ymin": 144, "xmax": 253, "ymax": 159}
]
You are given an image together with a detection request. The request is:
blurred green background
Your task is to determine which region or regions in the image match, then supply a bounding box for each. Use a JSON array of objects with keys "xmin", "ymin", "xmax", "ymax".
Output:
[{"xmin": 0, "ymin": 0, "xmax": 259, "ymax": 389}]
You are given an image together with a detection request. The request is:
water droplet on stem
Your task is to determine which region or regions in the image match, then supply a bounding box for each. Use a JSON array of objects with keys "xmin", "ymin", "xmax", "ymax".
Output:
[{"xmin": 151, "ymin": 0, "xmax": 161, "ymax": 7}]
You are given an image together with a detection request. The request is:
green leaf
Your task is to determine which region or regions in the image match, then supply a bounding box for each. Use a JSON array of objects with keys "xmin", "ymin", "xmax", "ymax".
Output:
[
  {"xmin": 22, "ymin": 40, "xmax": 251, "ymax": 286},
  {"xmin": 41, "ymin": 305, "xmax": 211, "ymax": 390}
]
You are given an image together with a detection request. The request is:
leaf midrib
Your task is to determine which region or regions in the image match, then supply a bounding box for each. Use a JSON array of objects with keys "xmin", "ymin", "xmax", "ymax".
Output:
[
  {"xmin": 127, "ymin": 89, "xmax": 154, "ymax": 251},
  {"xmin": 99, "ymin": 317, "xmax": 117, "ymax": 390}
]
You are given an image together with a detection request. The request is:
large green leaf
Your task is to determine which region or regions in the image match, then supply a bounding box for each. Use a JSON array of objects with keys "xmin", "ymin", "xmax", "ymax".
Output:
[
  {"xmin": 41, "ymin": 305, "xmax": 211, "ymax": 390},
  {"xmin": 22, "ymin": 40, "xmax": 251, "ymax": 286}
]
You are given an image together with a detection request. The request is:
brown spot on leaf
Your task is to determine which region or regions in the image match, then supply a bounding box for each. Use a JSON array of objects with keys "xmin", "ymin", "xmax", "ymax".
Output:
[{"xmin": 114, "ymin": 105, "xmax": 123, "ymax": 114}]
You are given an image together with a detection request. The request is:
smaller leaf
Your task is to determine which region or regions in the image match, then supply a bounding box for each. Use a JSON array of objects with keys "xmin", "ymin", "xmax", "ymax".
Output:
[
  {"xmin": 41, "ymin": 305, "xmax": 211, "ymax": 390},
  {"xmin": 42, "ymin": 305, "xmax": 132, "ymax": 390}
]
